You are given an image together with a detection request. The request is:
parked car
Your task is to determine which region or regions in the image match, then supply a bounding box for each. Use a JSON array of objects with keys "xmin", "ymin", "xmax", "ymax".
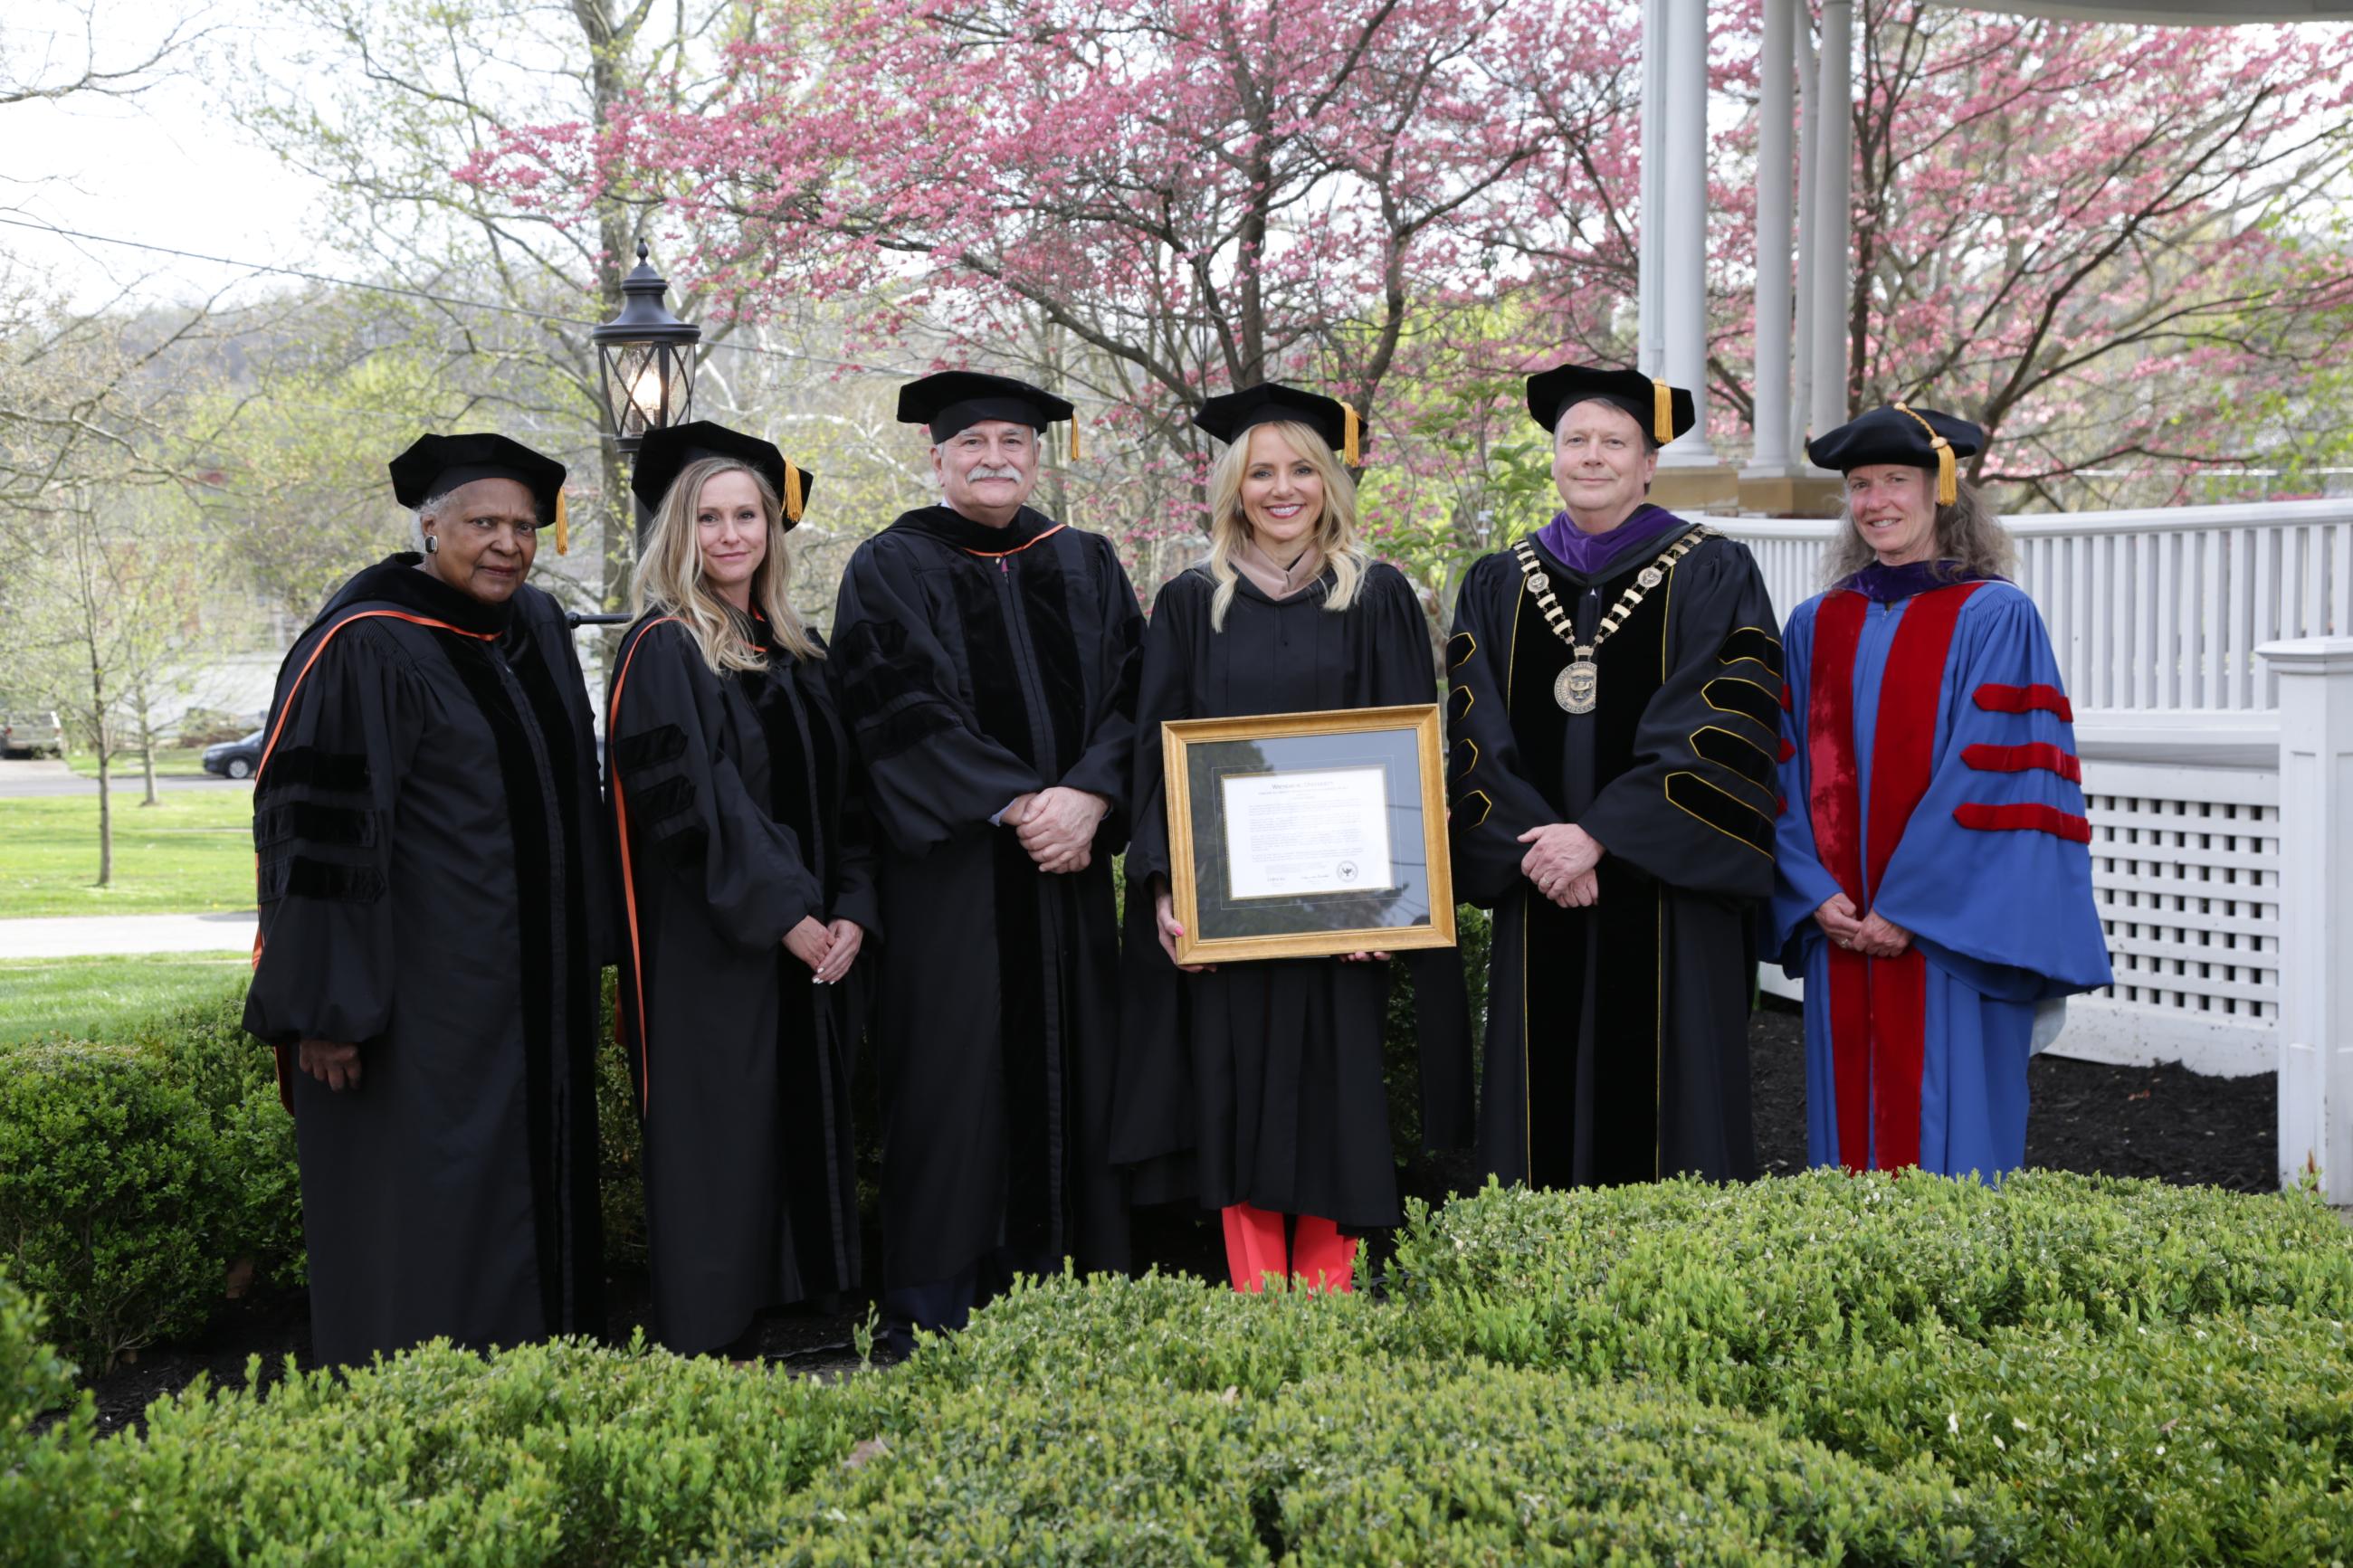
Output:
[
  {"xmin": 0, "ymin": 711, "xmax": 64, "ymax": 759},
  {"xmin": 204, "ymin": 729, "xmax": 266, "ymax": 780}
]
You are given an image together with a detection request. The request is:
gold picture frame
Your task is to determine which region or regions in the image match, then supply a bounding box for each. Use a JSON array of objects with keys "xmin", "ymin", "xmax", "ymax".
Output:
[{"xmin": 1163, "ymin": 702, "xmax": 1457, "ymax": 965}]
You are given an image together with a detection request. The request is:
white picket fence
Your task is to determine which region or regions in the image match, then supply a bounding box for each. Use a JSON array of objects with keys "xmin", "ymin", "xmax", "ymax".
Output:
[{"xmin": 1717, "ymin": 499, "xmax": 2353, "ymax": 1196}]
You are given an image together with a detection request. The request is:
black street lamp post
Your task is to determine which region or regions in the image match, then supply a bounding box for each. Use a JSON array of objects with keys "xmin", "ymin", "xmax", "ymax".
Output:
[
  {"xmin": 591, "ymin": 240, "xmax": 701, "ymax": 456},
  {"xmin": 569, "ymin": 239, "xmax": 701, "ymax": 632}
]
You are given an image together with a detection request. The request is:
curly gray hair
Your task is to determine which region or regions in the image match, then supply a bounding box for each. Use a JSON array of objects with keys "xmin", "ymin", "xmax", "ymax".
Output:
[{"xmin": 1821, "ymin": 473, "xmax": 2015, "ymax": 586}]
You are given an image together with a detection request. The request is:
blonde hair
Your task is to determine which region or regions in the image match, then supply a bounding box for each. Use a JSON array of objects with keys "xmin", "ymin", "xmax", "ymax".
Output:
[
  {"xmin": 1821, "ymin": 472, "xmax": 2016, "ymax": 587},
  {"xmin": 1203, "ymin": 419, "xmax": 1371, "ymax": 632},
  {"xmin": 632, "ymin": 456, "xmax": 823, "ymax": 671}
]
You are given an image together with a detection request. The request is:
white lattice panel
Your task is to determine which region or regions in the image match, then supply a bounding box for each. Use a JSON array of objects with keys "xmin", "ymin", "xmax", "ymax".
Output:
[{"xmin": 2081, "ymin": 763, "xmax": 2278, "ymax": 1027}]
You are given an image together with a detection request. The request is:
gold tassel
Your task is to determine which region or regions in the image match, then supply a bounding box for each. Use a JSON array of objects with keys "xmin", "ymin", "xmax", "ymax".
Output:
[
  {"xmin": 1894, "ymin": 403, "xmax": 1958, "ymax": 506},
  {"xmin": 554, "ymin": 489, "xmax": 569, "ymax": 556},
  {"xmin": 783, "ymin": 461, "xmax": 805, "ymax": 524},
  {"xmin": 1653, "ymin": 381, "xmax": 1673, "ymax": 444},
  {"xmin": 1343, "ymin": 404, "xmax": 1362, "ymax": 468},
  {"xmin": 1069, "ymin": 419, "xmax": 1081, "ymax": 463}
]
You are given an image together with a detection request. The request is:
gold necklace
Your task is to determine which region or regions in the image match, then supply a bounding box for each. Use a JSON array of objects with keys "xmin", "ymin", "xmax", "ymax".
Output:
[{"xmin": 1510, "ymin": 527, "xmax": 1713, "ymax": 714}]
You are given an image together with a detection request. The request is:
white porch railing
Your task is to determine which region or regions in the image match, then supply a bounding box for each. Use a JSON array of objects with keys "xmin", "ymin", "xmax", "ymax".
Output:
[{"xmin": 1718, "ymin": 498, "xmax": 2353, "ymax": 714}]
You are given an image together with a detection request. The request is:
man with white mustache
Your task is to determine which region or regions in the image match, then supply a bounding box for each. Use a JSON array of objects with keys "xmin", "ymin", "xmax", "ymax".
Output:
[{"xmin": 830, "ymin": 370, "xmax": 1145, "ymax": 1356}]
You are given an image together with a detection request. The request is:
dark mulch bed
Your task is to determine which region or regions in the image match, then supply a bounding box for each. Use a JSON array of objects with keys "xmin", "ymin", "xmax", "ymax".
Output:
[
  {"xmin": 70, "ymin": 1000, "xmax": 2280, "ymax": 1433},
  {"xmin": 1748, "ymin": 998, "xmax": 2277, "ymax": 1192}
]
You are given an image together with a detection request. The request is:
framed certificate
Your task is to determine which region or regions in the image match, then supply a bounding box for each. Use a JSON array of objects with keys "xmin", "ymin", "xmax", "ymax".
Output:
[{"xmin": 1162, "ymin": 703, "xmax": 1456, "ymax": 965}]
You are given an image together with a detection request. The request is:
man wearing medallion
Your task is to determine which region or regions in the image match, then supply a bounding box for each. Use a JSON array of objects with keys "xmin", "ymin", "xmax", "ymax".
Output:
[{"xmin": 1444, "ymin": 364, "xmax": 1781, "ymax": 1188}]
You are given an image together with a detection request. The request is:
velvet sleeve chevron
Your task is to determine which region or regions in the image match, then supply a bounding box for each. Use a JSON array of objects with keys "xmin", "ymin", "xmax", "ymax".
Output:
[
  {"xmin": 243, "ymin": 622, "xmax": 416, "ymax": 1049},
  {"xmin": 1049, "ymin": 534, "xmax": 1147, "ymax": 846},
  {"xmin": 830, "ymin": 538, "xmax": 1044, "ymax": 856},
  {"xmin": 1443, "ymin": 553, "xmax": 1571, "ymax": 907},
  {"xmin": 1577, "ymin": 539, "xmax": 1782, "ymax": 899},
  {"xmin": 609, "ymin": 620, "xmax": 823, "ymax": 953},
  {"xmin": 1868, "ymin": 586, "xmax": 2113, "ymax": 998}
]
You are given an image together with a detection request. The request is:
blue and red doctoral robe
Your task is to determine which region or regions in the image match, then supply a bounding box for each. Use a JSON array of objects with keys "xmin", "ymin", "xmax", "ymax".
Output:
[{"xmin": 1768, "ymin": 565, "xmax": 2111, "ymax": 1178}]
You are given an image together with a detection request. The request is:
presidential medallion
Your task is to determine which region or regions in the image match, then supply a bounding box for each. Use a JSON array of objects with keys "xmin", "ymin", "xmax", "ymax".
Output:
[
  {"xmin": 1527, "ymin": 570, "xmax": 1550, "ymax": 595},
  {"xmin": 1555, "ymin": 656, "xmax": 1599, "ymax": 714},
  {"xmin": 1637, "ymin": 565, "xmax": 1664, "ymax": 590}
]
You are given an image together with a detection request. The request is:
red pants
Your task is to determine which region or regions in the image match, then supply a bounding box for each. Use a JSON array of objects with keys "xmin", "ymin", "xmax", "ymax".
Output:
[{"xmin": 1221, "ymin": 1202, "xmax": 1356, "ymax": 1294}]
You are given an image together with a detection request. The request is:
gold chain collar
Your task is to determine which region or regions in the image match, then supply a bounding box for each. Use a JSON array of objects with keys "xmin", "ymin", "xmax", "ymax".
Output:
[{"xmin": 1510, "ymin": 526, "xmax": 1714, "ymax": 713}]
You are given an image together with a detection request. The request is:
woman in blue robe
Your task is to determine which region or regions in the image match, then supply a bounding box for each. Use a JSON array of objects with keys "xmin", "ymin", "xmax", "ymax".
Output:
[{"xmin": 1768, "ymin": 405, "xmax": 2110, "ymax": 1179}]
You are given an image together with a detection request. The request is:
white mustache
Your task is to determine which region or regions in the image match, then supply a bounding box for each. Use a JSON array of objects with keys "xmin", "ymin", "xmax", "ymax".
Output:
[{"xmin": 966, "ymin": 465, "xmax": 1024, "ymax": 482}]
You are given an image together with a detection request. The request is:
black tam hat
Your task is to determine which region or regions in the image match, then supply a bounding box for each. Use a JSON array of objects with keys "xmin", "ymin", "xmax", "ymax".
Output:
[
  {"xmin": 388, "ymin": 432, "xmax": 572, "ymax": 553},
  {"xmin": 1523, "ymin": 363, "xmax": 1694, "ymax": 448},
  {"xmin": 1806, "ymin": 404, "xmax": 1985, "ymax": 506},
  {"xmin": 631, "ymin": 421, "xmax": 813, "ymax": 529},
  {"xmin": 897, "ymin": 370, "xmax": 1082, "ymax": 461},
  {"xmin": 1193, "ymin": 382, "xmax": 1365, "ymax": 467}
]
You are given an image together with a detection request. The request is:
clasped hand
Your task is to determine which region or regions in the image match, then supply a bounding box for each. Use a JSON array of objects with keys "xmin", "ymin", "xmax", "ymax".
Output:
[
  {"xmin": 1518, "ymin": 822, "xmax": 1603, "ymax": 908},
  {"xmin": 1003, "ymin": 786, "xmax": 1110, "ymax": 874},
  {"xmin": 1813, "ymin": 893, "xmax": 1910, "ymax": 958},
  {"xmin": 784, "ymin": 917, "xmax": 866, "ymax": 984}
]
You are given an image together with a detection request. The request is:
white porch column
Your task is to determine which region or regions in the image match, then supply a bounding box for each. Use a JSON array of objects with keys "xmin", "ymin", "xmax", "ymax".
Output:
[
  {"xmin": 1743, "ymin": 0, "xmax": 1799, "ymax": 481},
  {"xmin": 1808, "ymin": 0, "xmax": 1854, "ymax": 442},
  {"xmin": 1637, "ymin": 0, "xmax": 1667, "ymax": 381},
  {"xmin": 2261, "ymin": 636, "xmax": 2353, "ymax": 1204},
  {"xmin": 1792, "ymin": 31, "xmax": 1818, "ymax": 466},
  {"xmin": 1658, "ymin": 0, "xmax": 1719, "ymax": 467}
]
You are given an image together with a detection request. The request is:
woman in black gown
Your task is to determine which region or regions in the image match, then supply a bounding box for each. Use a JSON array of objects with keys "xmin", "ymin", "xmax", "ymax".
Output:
[
  {"xmin": 605, "ymin": 422, "xmax": 877, "ymax": 1356},
  {"xmin": 1112, "ymin": 384, "xmax": 1470, "ymax": 1293}
]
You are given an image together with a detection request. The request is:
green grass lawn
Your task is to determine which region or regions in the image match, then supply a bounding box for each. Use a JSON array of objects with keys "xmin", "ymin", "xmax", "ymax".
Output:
[
  {"xmin": 0, "ymin": 792, "xmax": 255, "ymax": 918},
  {"xmin": 0, "ymin": 954, "xmax": 248, "ymax": 1045},
  {"xmin": 64, "ymin": 748, "xmax": 220, "ymax": 779}
]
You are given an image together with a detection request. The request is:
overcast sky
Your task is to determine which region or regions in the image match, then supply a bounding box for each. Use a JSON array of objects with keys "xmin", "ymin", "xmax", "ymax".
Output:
[{"xmin": 5, "ymin": 0, "xmax": 338, "ymax": 309}]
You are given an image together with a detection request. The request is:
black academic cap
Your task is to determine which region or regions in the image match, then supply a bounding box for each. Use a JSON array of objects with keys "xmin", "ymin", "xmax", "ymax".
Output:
[
  {"xmin": 631, "ymin": 421, "xmax": 814, "ymax": 528},
  {"xmin": 1193, "ymin": 382, "xmax": 1365, "ymax": 466},
  {"xmin": 388, "ymin": 432, "xmax": 572, "ymax": 551},
  {"xmin": 1523, "ymin": 363, "xmax": 1694, "ymax": 447},
  {"xmin": 388, "ymin": 432, "xmax": 567, "ymax": 522},
  {"xmin": 1806, "ymin": 404, "xmax": 1984, "ymax": 505},
  {"xmin": 897, "ymin": 370, "xmax": 1081, "ymax": 458}
]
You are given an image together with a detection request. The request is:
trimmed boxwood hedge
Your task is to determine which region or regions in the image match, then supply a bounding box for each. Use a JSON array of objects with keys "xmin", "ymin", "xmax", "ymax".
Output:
[
  {"xmin": 0, "ymin": 978, "xmax": 649, "ymax": 1372},
  {"xmin": 0, "ymin": 1044, "xmax": 227, "ymax": 1373},
  {"xmin": 0, "ymin": 1272, "xmax": 98, "ymax": 1557},
  {"xmin": 5, "ymin": 1171, "xmax": 2350, "ymax": 1567}
]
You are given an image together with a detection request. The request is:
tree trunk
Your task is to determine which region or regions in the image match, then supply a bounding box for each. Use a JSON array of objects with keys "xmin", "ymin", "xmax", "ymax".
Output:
[
  {"xmin": 136, "ymin": 682, "xmax": 160, "ymax": 807},
  {"xmin": 96, "ymin": 737, "xmax": 114, "ymax": 889},
  {"xmin": 89, "ymin": 648, "xmax": 114, "ymax": 887}
]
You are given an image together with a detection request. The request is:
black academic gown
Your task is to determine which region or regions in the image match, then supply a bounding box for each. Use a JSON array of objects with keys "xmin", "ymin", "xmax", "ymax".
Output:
[
  {"xmin": 1445, "ymin": 518, "xmax": 1781, "ymax": 1187},
  {"xmin": 606, "ymin": 612, "xmax": 878, "ymax": 1355},
  {"xmin": 243, "ymin": 555, "xmax": 606, "ymax": 1367},
  {"xmin": 830, "ymin": 505, "xmax": 1144, "ymax": 1288},
  {"xmin": 1110, "ymin": 563, "xmax": 1473, "ymax": 1230}
]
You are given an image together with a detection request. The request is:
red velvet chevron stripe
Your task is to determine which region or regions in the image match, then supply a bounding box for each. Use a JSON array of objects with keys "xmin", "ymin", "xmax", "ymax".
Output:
[
  {"xmin": 1974, "ymin": 682, "xmax": 2073, "ymax": 721},
  {"xmin": 1954, "ymin": 802, "xmax": 2092, "ymax": 843},
  {"xmin": 1962, "ymin": 741, "xmax": 2082, "ymax": 784}
]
